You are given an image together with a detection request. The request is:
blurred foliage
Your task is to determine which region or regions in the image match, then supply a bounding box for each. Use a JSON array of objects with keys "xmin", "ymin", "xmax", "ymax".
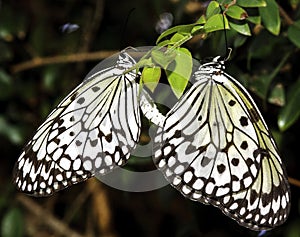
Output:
[{"xmin": 1, "ymin": 0, "xmax": 300, "ymax": 237}]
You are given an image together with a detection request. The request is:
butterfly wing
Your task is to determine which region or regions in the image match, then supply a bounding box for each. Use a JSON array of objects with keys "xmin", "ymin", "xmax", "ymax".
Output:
[
  {"xmin": 215, "ymin": 72, "xmax": 290, "ymax": 230},
  {"xmin": 154, "ymin": 63, "xmax": 290, "ymax": 230},
  {"xmin": 14, "ymin": 51, "xmax": 141, "ymax": 196}
]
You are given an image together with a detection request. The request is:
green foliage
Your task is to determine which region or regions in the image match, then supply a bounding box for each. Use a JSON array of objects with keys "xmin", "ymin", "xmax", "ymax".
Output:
[
  {"xmin": 1, "ymin": 208, "xmax": 24, "ymax": 237},
  {"xmin": 236, "ymin": 0, "xmax": 267, "ymax": 7},
  {"xmin": 259, "ymin": 0, "xmax": 281, "ymax": 35},
  {"xmin": 0, "ymin": 116, "xmax": 23, "ymax": 145},
  {"xmin": 205, "ymin": 14, "xmax": 230, "ymax": 33},
  {"xmin": 287, "ymin": 20, "xmax": 300, "ymax": 48},
  {"xmin": 278, "ymin": 79, "xmax": 300, "ymax": 131},
  {"xmin": 0, "ymin": 69, "xmax": 13, "ymax": 100},
  {"xmin": 148, "ymin": 0, "xmax": 300, "ymax": 137},
  {"xmin": 147, "ymin": 0, "xmax": 291, "ymax": 101},
  {"xmin": 165, "ymin": 47, "xmax": 192, "ymax": 98},
  {"xmin": 141, "ymin": 67, "xmax": 161, "ymax": 92},
  {"xmin": 268, "ymin": 83, "xmax": 285, "ymax": 107}
]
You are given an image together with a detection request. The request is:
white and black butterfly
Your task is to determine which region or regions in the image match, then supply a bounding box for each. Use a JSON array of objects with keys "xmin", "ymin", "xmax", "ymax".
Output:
[
  {"xmin": 153, "ymin": 56, "xmax": 291, "ymax": 230},
  {"xmin": 13, "ymin": 48, "xmax": 161, "ymax": 196}
]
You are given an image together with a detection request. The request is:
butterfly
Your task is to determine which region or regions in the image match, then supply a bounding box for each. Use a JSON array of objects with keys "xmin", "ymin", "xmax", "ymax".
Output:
[
  {"xmin": 13, "ymin": 48, "xmax": 160, "ymax": 196},
  {"xmin": 153, "ymin": 56, "xmax": 291, "ymax": 230}
]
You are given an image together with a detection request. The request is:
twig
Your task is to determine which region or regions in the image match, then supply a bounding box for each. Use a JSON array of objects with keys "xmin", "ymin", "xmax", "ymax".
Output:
[
  {"xmin": 63, "ymin": 185, "xmax": 92, "ymax": 224},
  {"xmin": 16, "ymin": 194, "xmax": 85, "ymax": 237},
  {"xmin": 278, "ymin": 4, "xmax": 294, "ymax": 26},
  {"xmin": 288, "ymin": 177, "xmax": 300, "ymax": 188},
  {"xmin": 87, "ymin": 179, "xmax": 118, "ymax": 237},
  {"xmin": 11, "ymin": 50, "xmax": 118, "ymax": 73}
]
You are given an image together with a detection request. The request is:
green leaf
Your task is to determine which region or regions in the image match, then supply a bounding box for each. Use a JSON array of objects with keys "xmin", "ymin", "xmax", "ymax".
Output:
[
  {"xmin": 233, "ymin": 35, "xmax": 248, "ymax": 47},
  {"xmin": 170, "ymin": 33, "xmax": 186, "ymax": 43},
  {"xmin": 1, "ymin": 208, "xmax": 24, "ymax": 237},
  {"xmin": 278, "ymin": 79, "xmax": 300, "ymax": 131},
  {"xmin": 191, "ymin": 24, "xmax": 204, "ymax": 34},
  {"xmin": 237, "ymin": 0, "xmax": 266, "ymax": 7},
  {"xmin": 247, "ymin": 16, "xmax": 261, "ymax": 25},
  {"xmin": 157, "ymin": 39, "xmax": 171, "ymax": 47},
  {"xmin": 287, "ymin": 20, "xmax": 300, "ymax": 48},
  {"xmin": 43, "ymin": 66, "xmax": 61, "ymax": 91},
  {"xmin": 135, "ymin": 58, "xmax": 153, "ymax": 69},
  {"xmin": 168, "ymin": 32, "xmax": 193, "ymax": 47},
  {"xmin": 268, "ymin": 83, "xmax": 285, "ymax": 106},
  {"xmin": 0, "ymin": 116, "xmax": 23, "ymax": 144},
  {"xmin": 151, "ymin": 49, "xmax": 176, "ymax": 69},
  {"xmin": 206, "ymin": 1, "xmax": 220, "ymax": 19},
  {"xmin": 0, "ymin": 69, "xmax": 12, "ymax": 100},
  {"xmin": 226, "ymin": 5, "xmax": 248, "ymax": 20},
  {"xmin": 196, "ymin": 15, "xmax": 206, "ymax": 24},
  {"xmin": 204, "ymin": 14, "xmax": 229, "ymax": 33},
  {"xmin": 259, "ymin": 0, "xmax": 280, "ymax": 35},
  {"xmin": 156, "ymin": 24, "xmax": 195, "ymax": 44},
  {"xmin": 229, "ymin": 22, "xmax": 251, "ymax": 36},
  {"xmin": 142, "ymin": 67, "xmax": 161, "ymax": 92},
  {"xmin": 165, "ymin": 48, "xmax": 192, "ymax": 98},
  {"xmin": 249, "ymin": 74, "xmax": 270, "ymax": 99},
  {"xmin": 155, "ymin": 17, "xmax": 206, "ymax": 45}
]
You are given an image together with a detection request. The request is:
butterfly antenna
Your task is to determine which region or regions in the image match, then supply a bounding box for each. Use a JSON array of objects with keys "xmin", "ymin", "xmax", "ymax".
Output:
[
  {"xmin": 120, "ymin": 8, "xmax": 136, "ymax": 50},
  {"xmin": 220, "ymin": 5, "xmax": 232, "ymax": 61}
]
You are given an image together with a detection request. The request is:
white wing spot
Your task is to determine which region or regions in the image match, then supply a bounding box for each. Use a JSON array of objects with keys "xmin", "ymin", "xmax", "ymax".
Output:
[
  {"xmin": 83, "ymin": 160, "xmax": 92, "ymax": 171},
  {"xmin": 56, "ymin": 174, "xmax": 63, "ymax": 182},
  {"xmin": 168, "ymin": 156, "xmax": 176, "ymax": 167},
  {"xmin": 95, "ymin": 157, "xmax": 102, "ymax": 168},
  {"xmin": 229, "ymin": 202, "xmax": 238, "ymax": 210},
  {"xmin": 174, "ymin": 165, "xmax": 184, "ymax": 174},
  {"xmin": 182, "ymin": 185, "xmax": 192, "ymax": 195},
  {"xmin": 183, "ymin": 171, "xmax": 193, "ymax": 183},
  {"xmin": 104, "ymin": 155, "xmax": 112, "ymax": 166},
  {"xmin": 239, "ymin": 207, "xmax": 246, "ymax": 215},
  {"xmin": 40, "ymin": 182, "xmax": 46, "ymax": 189},
  {"xmin": 73, "ymin": 159, "xmax": 81, "ymax": 171},
  {"xmin": 192, "ymin": 179, "xmax": 204, "ymax": 190},
  {"xmin": 173, "ymin": 176, "xmax": 182, "ymax": 186},
  {"xmin": 59, "ymin": 157, "xmax": 71, "ymax": 170}
]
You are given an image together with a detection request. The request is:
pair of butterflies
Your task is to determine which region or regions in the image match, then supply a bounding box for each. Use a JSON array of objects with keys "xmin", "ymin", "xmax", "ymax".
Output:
[{"xmin": 13, "ymin": 48, "xmax": 290, "ymax": 231}]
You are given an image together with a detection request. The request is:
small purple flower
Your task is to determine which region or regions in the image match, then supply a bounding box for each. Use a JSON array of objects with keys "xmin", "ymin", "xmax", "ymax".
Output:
[{"xmin": 60, "ymin": 23, "xmax": 80, "ymax": 34}]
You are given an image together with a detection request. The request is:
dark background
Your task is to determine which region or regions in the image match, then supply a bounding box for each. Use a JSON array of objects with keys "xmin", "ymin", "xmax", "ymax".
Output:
[{"xmin": 1, "ymin": 0, "xmax": 300, "ymax": 236}]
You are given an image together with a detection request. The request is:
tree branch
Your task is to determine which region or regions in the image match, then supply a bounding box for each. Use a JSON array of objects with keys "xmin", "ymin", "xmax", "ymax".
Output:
[
  {"xmin": 288, "ymin": 177, "xmax": 300, "ymax": 188},
  {"xmin": 16, "ymin": 194, "xmax": 84, "ymax": 237},
  {"xmin": 11, "ymin": 50, "xmax": 118, "ymax": 73},
  {"xmin": 278, "ymin": 4, "xmax": 294, "ymax": 26},
  {"xmin": 87, "ymin": 179, "xmax": 118, "ymax": 237}
]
